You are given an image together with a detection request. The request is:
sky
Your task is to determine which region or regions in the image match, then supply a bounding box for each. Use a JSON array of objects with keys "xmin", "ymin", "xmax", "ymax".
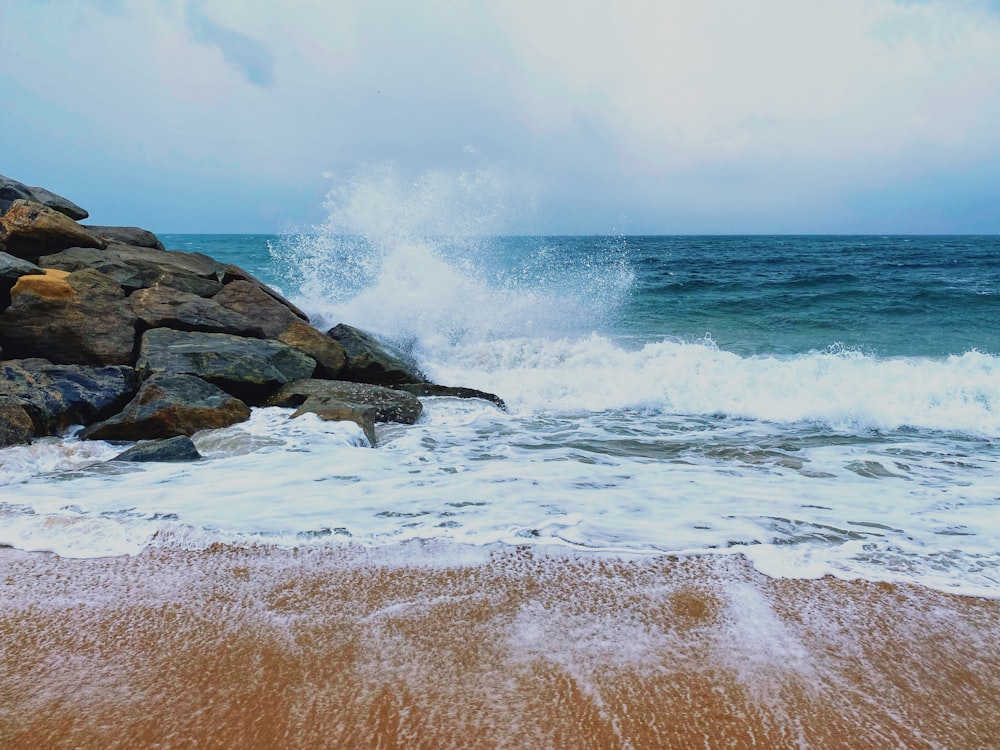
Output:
[{"xmin": 2, "ymin": 0, "xmax": 1000, "ymax": 234}]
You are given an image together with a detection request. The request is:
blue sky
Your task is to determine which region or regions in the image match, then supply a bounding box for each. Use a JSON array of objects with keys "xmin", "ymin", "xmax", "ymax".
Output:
[{"xmin": 2, "ymin": 0, "xmax": 999, "ymax": 234}]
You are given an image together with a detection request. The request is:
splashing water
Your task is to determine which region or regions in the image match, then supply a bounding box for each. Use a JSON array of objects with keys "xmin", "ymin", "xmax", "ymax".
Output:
[{"xmin": 268, "ymin": 165, "xmax": 635, "ymax": 351}]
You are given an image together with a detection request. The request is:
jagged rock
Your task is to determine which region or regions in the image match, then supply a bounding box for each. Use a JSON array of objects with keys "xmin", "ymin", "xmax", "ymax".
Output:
[
  {"xmin": 0, "ymin": 268, "xmax": 138, "ymax": 365},
  {"xmin": 82, "ymin": 373, "xmax": 250, "ymax": 441},
  {"xmin": 0, "ymin": 397, "xmax": 36, "ymax": 447},
  {"xmin": 221, "ymin": 265, "xmax": 309, "ymax": 321},
  {"xmin": 0, "ymin": 359, "xmax": 138, "ymax": 436},
  {"xmin": 0, "ymin": 174, "xmax": 88, "ymax": 220},
  {"xmin": 394, "ymin": 383, "xmax": 507, "ymax": 411},
  {"xmin": 213, "ymin": 281, "xmax": 345, "ymax": 377},
  {"xmin": 137, "ymin": 328, "xmax": 316, "ymax": 403},
  {"xmin": 129, "ymin": 286, "xmax": 263, "ymax": 337},
  {"xmin": 0, "ymin": 200, "xmax": 104, "ymax": 261},
  {"xmin": 111, "ymin": 435, "xmax": 202, "ymax": 462},
  {"xmin": 85, "ymin": 226, "xmax": 164, "ymax": 250},
  {"xmin": 326, "ymin": 323, "xmax": 426, "ymax": 386},
  {"xmin": 290, "ymin": 397, "xmax": 378, "ymax": 447},
  {"xmin": 40, "ymin": 244, "xmax": 226, "ymax": 296},
  {"xmin": 266, "ymin": 379, "xmax": 422, "ymax": 424},
  {"xmin": 0, "ymin": 251, "xmax": 43, "ymax": 310}
]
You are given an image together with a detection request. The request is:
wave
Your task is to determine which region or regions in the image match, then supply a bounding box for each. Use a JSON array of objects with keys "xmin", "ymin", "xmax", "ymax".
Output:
[{"xmin": 426, "ymin": 338, "xmax": 1000, "ymax": 434}]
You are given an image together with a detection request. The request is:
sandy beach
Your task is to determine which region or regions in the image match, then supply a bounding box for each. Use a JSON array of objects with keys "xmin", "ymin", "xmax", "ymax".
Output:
[{"xmin": 2, "ymin": 544, "xmax": 997, "ymax": 749}]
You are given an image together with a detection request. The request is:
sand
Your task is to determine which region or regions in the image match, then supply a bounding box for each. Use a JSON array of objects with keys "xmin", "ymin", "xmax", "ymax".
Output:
[{"xmin": 2, "ymin": 543, "xmax": 998, "ymax": 749}]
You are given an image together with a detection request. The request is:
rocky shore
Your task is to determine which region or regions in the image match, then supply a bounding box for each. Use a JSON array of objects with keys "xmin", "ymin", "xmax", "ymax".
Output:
[{"xmin": 0, "ymin": 173, "xmax": 502, "ymax": 455}]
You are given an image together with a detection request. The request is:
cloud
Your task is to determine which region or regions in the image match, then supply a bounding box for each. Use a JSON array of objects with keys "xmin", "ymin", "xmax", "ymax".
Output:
[
  {"xmin": 185, "ymin": 1, "xmax": 275, "ymax": 87},
  {"xmin": 0, "ymin": 0, "xmax": 999, "ymax": 231}
]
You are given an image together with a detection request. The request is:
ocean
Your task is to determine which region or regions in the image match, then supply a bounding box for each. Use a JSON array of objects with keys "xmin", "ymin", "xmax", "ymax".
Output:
[{"xmin": 1, "ymin": 232, "xmax": 998, "ymax": 598}]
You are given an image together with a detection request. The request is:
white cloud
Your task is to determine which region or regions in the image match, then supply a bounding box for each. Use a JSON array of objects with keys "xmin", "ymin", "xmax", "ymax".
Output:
[{"xmin": 1, "ymin": 0, "xmax": 999, "ymax": 230}]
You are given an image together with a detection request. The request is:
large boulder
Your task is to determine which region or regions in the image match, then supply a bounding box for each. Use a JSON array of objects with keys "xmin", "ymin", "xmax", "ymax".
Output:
[
  {"xmin": 137, "ymin": 328, "xmax": 316, "ymax": 403},
  {"xmin": 0, "ymin": 251, "xmax": 43, "ymax": 311},
  {"xmin": 266, "ymin": 379, "xmax": 422, "ymax": 424},
  {"xmin": 213, "ymin": 280, "xmax": 345, "ymax": 377},
  {"xmin": 111, "ymin": 435, "xmax": 202, "ymax": 463},
  {"xmin": 129, "ymin": 286, "xmax": 263, "ymax": 337},
  {"xmin": 40, "ymin": 243, "xmax": 227, "ymax": 297},
  {"xmin": 0, "ymin": 200, "xmax": 104, "ymax": 261},
  {"xmin": 0, "ymin": 174, "xmax": 88, "ymax": 220},
  {"xmin": 85, "ymin": 226, "xmax": 164, "ymax": 250},
  {"xmin": 0, "ymin": 268, "xmax": 138, "ymax": 365},
  {"xmin": 326, "ymin": 323, "xmax": 426, "ymax": 386},
  {"xmin": 82, "ymin": 373, "xmax": 250, "ymax": 441},
  {"xmin": 0, "ymin": 358, "xmax": 138, "ymax": 437}
]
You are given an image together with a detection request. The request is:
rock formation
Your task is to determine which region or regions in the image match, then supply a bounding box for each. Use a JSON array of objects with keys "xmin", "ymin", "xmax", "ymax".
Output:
[{"xmin": 0, "ymin": 174, "xmax": 504, "ymax": 457}]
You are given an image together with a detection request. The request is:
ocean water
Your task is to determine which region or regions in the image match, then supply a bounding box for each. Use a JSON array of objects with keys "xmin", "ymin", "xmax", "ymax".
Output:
[{"xmin": 1, "ymin": 229, "xmax": 998, "ymax": 597}]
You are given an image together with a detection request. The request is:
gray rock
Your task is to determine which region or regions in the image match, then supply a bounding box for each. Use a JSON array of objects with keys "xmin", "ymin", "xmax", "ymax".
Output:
[
  {"xmin": 82, "ymin": 373, "xmax": 250, "ymax": 441},
  {"xmin": 0, "ymin": 175, "xmax": 88, "ymax": 220},
  {"xmin": 394, "ymin": 383, "xmax": 507, "ymax": 411},
  {"xmin": 326, "ymin": 323, "xmax": 426, "ymax": 386},
  {"xmin": 0, "ymin": 200, "xmax": 104, "ymax": 261},
  {"xmin": 39, "ymin": 244, "xmax": 227, "ymax": 296},
  {"xmin": 266, "ymin": 379, "xmax": 422, "ymax": 424},
  {"xmin": 111, "ymin": 435, "xmax": 202, "ymax": 462},
  {"xmin": 130, "ymin": 286, "xmax": 264, "ymax": 337},
  {"xmin": 85, "ymin": 226, "xmax": 164, "ymax": 250},
  {"xmin": 0, "ymin": 359, "xmax": 138, "ymax": 436},
  {"xmin": 0, "ymin": 268, "xmax": 138, "ymax": 365},
  {"xmin": 137, "ymin": 328, "xmax": 316, "ymax": 404}
]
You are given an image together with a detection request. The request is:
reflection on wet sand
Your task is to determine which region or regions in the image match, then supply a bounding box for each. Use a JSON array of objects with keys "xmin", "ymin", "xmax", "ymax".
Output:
[{"xmin": 2, "ymin": 545, "xmax": 998, "ymax": 749}]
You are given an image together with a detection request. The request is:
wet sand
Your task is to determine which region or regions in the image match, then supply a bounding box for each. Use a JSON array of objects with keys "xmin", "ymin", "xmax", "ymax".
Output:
[{"xmin": 1, "ymin": 544, "xmax": 998, "ymax": 749}]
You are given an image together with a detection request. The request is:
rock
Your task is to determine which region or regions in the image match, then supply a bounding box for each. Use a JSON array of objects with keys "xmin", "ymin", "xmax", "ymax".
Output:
[
  {"xmin": 221, "ymin": 265, "xmax": 309, "ymax": 321},
  {"xmin": 0, "ymin": 397, "xmax": 36, "ymax": 447},
  {"xmin": 82, "ymin": 373, "xmax": 250, "ymax": 441},
  {"xmin": 137, "ymin": 328, "xmax": 317, "ymax": 403},
  {"xmin": 39, "ymin": 244, "xmax": 226, "ymax": 296},
  {"xmin": 290, "ymin": 397, "xmax": 378, "ymax": 447},
  {"xmin": 111, "ymin": 435, "xmax": 202, "ymax": 462},
  {"xmin": 0, "ymin": 174, "xmax": 88, "ymax": 220},
  {"xmin": 213, "ymin": 281, "xmax": 345, "ymax": 377},
  {"xmin": 0, "ymin": 359, "xmax": 138, "ymax": 436},
  {"xmin": 85, "ymin": 226, "xmax": 164, "ymax": 250},
  {"xmin": 266, "ymin": 379, "xmax": 422, "ymax": 424},
  {"xmin": 0, "ymin": 200, "xmax": 104, "ymax": 261},
  {"xmin": 129, "ymin": 286, "xmax": 263, "ymax": 337},
  {"xmin": 0, "ymin": 268, "xmax": 138, "ymax": 365},
  {"xmin": 326, "ymin": 323, "xmax": 426, "ymax": 386},
  {"xmin": 394, "ymin": 383, "xmax": 507, "ymax": 411},
  {"xmin": 0, "ymin": 251, "xmax": 43, "ymax": 311}
]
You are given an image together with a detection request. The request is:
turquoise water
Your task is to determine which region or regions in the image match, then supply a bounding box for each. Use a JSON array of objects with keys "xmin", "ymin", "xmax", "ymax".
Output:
[
  {"xmin": 2, "ymin": 232, "xmax": 998, "ymax": 595},
  {"xmin": 162, "ymin": 234, "xmax": 1000, "ymax": 357}
]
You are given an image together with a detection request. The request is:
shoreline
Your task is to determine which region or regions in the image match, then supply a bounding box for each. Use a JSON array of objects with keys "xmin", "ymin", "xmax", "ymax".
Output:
[{"xmin": 3, "ymin": 544, "xmax": 998, "ymax": 749}]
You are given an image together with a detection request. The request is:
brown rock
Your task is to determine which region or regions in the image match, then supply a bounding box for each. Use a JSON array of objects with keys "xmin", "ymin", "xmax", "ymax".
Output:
[
  {"xmin": 326, "ymin": 323, "xmax": 426, "ymax": 386},
  {"xmin": 214, "ymin": 281, "xmax": 345, "ymax": 377},
  {"xmin": 0, "ymin": 397, "xmax": 36, "ymax": 447},
  {"xmin": 129, "ymin": 286, "xmax": 263, "ymax": 337},
  {"xmin": 0, "ymin": 200, "xmax": 105, "ymax": 261},
  {"xmin": 0, "ymin": 268, "xmax": 138, "ymax": 365},
  {"xmin": 82, "ymin": 373, "xmax": 250, "ymax": 441},
  {"xmin": 290, "ymin": 397, "xmax": 378, "ymax": 447}
]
